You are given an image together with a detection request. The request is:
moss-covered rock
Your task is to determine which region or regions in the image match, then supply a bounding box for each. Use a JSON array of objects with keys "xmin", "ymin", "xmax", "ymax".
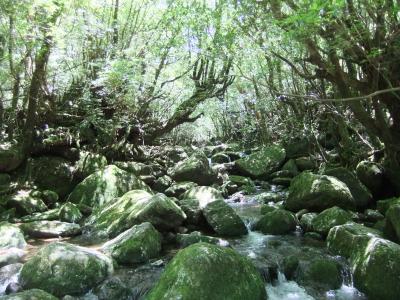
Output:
[
  {"xmin": 211, "ymin": 153, "xmax": 231, "ymax": 164},
  {"xmin": 102, "ymin": 222, "xmax": 161, "ymax": 265},
  {"xmin": 285, "ymin": 172, "xmax": 355, "ymax": 212},
  {"xmin": 41, "ymin": 190, "xmax": 59, "ymax": 207},
  {"xmin": 146, "ymin": 242, "xmax": 266, "ymax": 300},
  {"xmin": 324, "ymin": 167, "xmax": 372, "ymax": 208},
  {"xmin": 169, "ymin": 152, "xmax": 217, "ymax": 186},
  {"xmin": 234, "ymin": 145, "xmax": 286, "ymax": 179},
  {"xmin": 0, "ymin": 222, "xmax": 26, "ymax": 249},
  {"xmin": 59, "ymin": 202, "xmax": 83, "ymax": 223},
  {"xmin": 294, "ymin": 157, "xmax": 317, "ymax": 171},
  {"xmin": 281, "ymin": 159, "xmax": 299, "ymax": 176},
  {"xmin": 311, "ymin": 206, "xmax": 353, "ymax": 236},
  {"xmin": 356, "ymin": 160, "xmax": 384, "ymax": 196},
  {"xmin": 75, "ymin": 151, "xmax": 107, "ymax": 178},
  {"xmin": 0, "ymin": 289, "xmax": 58, "ymax": 300},
  {"xmin": 5, "ymin": 190, "xmax": 47, "ymax": 216},
  {"xmin": 203, "ymin": 200, "xmax": 247, "ymax": 236},
  {"xmin": 114, "ymin": 161, "xmax": 153, "ymax": 176},
  {"xmin": 377, "ymin": 197, "xmax": 400, "ymax": 215},
  {"xmin": 20, "ymin": 208, "xmax": 59, "ymax": 222},
  {"xmin": 93, "ymin": 277, "xmax": 132, "ymax": 300},
  {"xmin": 19, "ymin": 242, "xmax": 113, "ymax": 297},
  {"xmin": 87, "ymin": 190, "xmax": 186, "ymax": 237},
  {"xmin": 30, "ymin": 156, "xmax": 75, "ymax": 198},
  {"xmin": 0, "ymin": 143, "xmax": 24, "ymax": 173},
  {"xmin": 254, "ymin": 192, "xmax": 282, "ymax": 203},
  {"xmin": 152, "ymin": 175, "xmax": 173, "ymax": 192},
  {"xmin": 299, "ymin": 212, "xmax": 317, "ymax": 232},
  {"xmin": 20, "ymin": 220, "xmax": 81, "ymax": 238},
  {"xmin": 385, "ymin": 203, "xmax": 400, "ymax": 241},
  {"xmin": 260, "ymin": 204, "xmax": 278, "ymax": 215},
  {"xmin": 254, "ymin": 209, "xmax": 297, "ymax": 235},
  {"xmin": 298, "ymin": 258, "xmax": 342, "ymax": 290},
  {"xmin": 0, "ymin": 174, "xmax": 11, "ymax": 185},
  {"xmin": 180, "ymin": 186, "xmax": 223, "ymax": 225},
  {"xmin": 164, "ymin": 181, "xmax": 198, "ymax": 198},
  {"xmin": 68, "ymin": 165, "xmax": 151, "ymax": 208}
]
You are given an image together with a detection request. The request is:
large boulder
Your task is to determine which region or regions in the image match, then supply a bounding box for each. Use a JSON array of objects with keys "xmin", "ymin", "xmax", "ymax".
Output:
[
  {"xmin": 180, "ymin": 186, "xmax": 223, "ymax": 225},
  {"xmin": 0, "ymin": 222, "xmax": 26, "ymax": 250},
  {"xmin": 102, "ymin": 222, "xmax": 162, "ymax": 265},
  {"xmin": 5, "ymin": 190, "xmax": 47, "ymax": 216},
  {"xmin": 87, "ymin": 190, "xmax": 186, "ymax": 237},
  {"xmin": 285, "ymin": 172, "xmax": 355, "ymax": 212},
  {"xmin": 68, "ymin": 165, "xmax": 150, "ymax": 208},
  {"xmin": 59, "ymin": 202, "xmax": 83, "ymax": 223},
  {"xmin": 30, "ymin": 156, "xmax": 75, "ymax": 198},
  {"xmin": 146, "ymin": 242, "xmax": 266, "ymax": 300},
  {"xmin": 0, "ymin": 143, "xmax": 24, "ymax": 173},
  {"xmin": 75, "ymin": 151, "xmax": 107, "ymax": 178},
  {"xmin": 203, "ymin": 200, "xmax": 247, "ymax": 236},
  {"xmin": 324, "ymin": 167, "xmax": 372, "ymax": 208},
  {"xmin": 254, "ymin": 209, "xmax": 297, "ymax": 235},
  {"xmin": 19, "ymin": 242, "xmax": 113, "ymax": 297},
  {"xmin": 311, "ymin": 206, "xmax": 353, "ymax": 236},
  {"xmin": 169, "ymin": 152, "xmax": 217, "ymax": 186},
  {"xmin": 356, "ymin": 160, "xmax": 384, "ymax": 195},
  {"xmin": 385, "ymin": 203, "xmax": 400, "ymax": 241},
  {"xmin": 298, "ymin": 258, "xmax": 342, "ymax": 290},
  {"xmin": 234, "ymin": 145, "xmax": 286, "ymax": 179},
  {"xmin": 20, "ymin": 220, "xmax": 81, "ymax": 238}
]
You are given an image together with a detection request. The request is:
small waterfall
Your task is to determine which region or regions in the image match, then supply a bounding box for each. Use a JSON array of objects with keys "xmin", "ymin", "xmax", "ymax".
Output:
[{"xmin": 266, "ymin": 271, "xmax": 315, "ymax": 300}]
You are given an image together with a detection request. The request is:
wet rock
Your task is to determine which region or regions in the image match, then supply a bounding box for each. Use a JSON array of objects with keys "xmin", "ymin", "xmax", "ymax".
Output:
[
  {"xmin": 20, "ymin": 209, "xmax": 59, "ymax": 222},
  {"xmin": 0, "ymin": 222, "xmax": 26, "ymax": 250},
  {"xmin": 203, "ymin": 200, "xmax": 248, "ymax": 236},
  {"xmin": 59, "ymin": 202, "xmax": 83, "ymax": 223},
  {"xmin": 324, "ymin": 167, "xmax": 372, "ymax": 208},
  {"xmin": 298, "ymin": 258, "xmax": 342, "ymax": 290},
  {"xmin": 19, "ymin": 242, "xmax": 113, "ymax": 297},
  {"xmin": 30, "ymin": 156, "xmax": 75, "ymax": 198},
  {"xmin": 285, "ymin": 172, "xmax": 355, "ymax": 212},
  {"xmin": 299, "ymin": 213, "xmax": 317, "ymax": 232},
  {"xmin": 0, "ymin": 143, "xmax": 24, "ymax": 173},
  {"xmin": 5, "ymin": 190, "xmax": 47, "ymax": 216},
  {"xmin": 93, "ymin": 277, "xmax": 132, "ymax": 300},
  {"xmin": 356, "ymin": 160, "xmax": 384, "ymax": 196},
  {"xmin": 304, "ymin": 232, "xmax": 323, "ymax": 240},
  {"xmin": 68, "ymin": 165, "xmax": 151, "ymax": 208},
  {"xmin": 152, "ymin": 175, "xmax": 172, "ymax": 192},
  {"xmin": 164, "ymin": 181, "xmax": 198, "ymax": 198},
  {"xmin": 176, "ymin": 231, "xmax": 230, "ymax": 248},
  {"xmin": 260, "ymin": 204, "xmax": 277, "ymax": 215},
  {"xmin": 88, "ymin": 190, "xmax": 186, "ymax": 237},
  {"xmin": 146, "ymin": 242, "xmax": 266, "ymax": 300},
  {"xmin": 75, "ymin": 151, "xmax": 107, "ymax": 178},
  {"xmin": 282, "ymin": 255, "xmax": 299, "ymax": 280},
  {"xmin": 385, "ymin": 204, "xmax": 400, "ymax": 241},
  {"xmin": 0, "ymin": 263, "xmax": 22, "ymax": 294},
  {"xmin": 169, "ymin": 152, "xmax": 217, "ymax": 186},
  {"xmin": 311, "ymin": 206, "xmax": 353, "ymax": 236},
  {"xmin": 254, "ymin": 209, "xmax": 297, "ymax": 235},
  {"xmin": 102, "ymin": 222, "xmax": 161, "ymax": 265},
  {"xmin": 180, "ymin": 186, "xmax": 223, "ymax": 225},
  {"xmin": 254, "ymin": 192, "xmax": 282, "ymax": 203},
  {"xmin": 20, "ymin": 220, "xmax": 81, "ymax": 238},
  {"xmin": 234, "ymin": 145, "xmax": 286, "ymax": 179},
  {"xmin": 0, "ymin": 289, "xmax": 58, "ymax": 299}
]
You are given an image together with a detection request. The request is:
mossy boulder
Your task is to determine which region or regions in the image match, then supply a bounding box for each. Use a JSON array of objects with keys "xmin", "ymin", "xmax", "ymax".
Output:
[
  {"xmin": 19, "ymin": 242, "xmax": 113, "ymax": 297},
  {"xmin": 164, "ymin": 181, "xmax": 198, "ymax": 198},
  {"xmin": 20, "ymin": 209, "xmax": 59, "ymax": 222},
  {"xmin": 75, "ymin": 151, "xmax": 107, "ymax": 178},
  {"xmin": 102, "ymin": 222, "xmax": 161, "ymax": 265},
  {"xmin": 5, "ymin": 190, "xmax": 47, "ymax": 216},
  {"xmin": 211, "ymin": 153, "xmax": 231, "ymax": 164},
  {"xmin": 298, "ymin": 258, "xmax": 342, "ymax": 290},
  {"xmin": 203, "ymin": 200, "xmax": 247, "ymax": 236},
  {"xmin": 294, "ymin": 157, "xmax": 317, "ymax": 171},
  {"xmin": 180, "ymin": 186, "xmax": 223, "ymax": 225},
  {"xmin": 20, "ymin": 220, "xmax": 81, "ymax": 238},
  {"xmin": 324, "ymin": 167, "xmax": 372, "ymax": 208},
  {"xmin": 285, "ymin": 172, "xmax": 355, "ymax": 212},
  {"xmin": 114, "ymin": 161, "xmax": 153, "ymax": 176},
  {"xmin": 254, "ymin": 209, "xmax": 297, "ymax": 235},
  {"xmin": 176, "ymin": 231, "xmax": 229, "ymax": 248},
  {"xmin": 169, "ymin": 152, "xmax": 217, "ymax": 186},
  {"xmin": 59, "ymin": 202, "xmax": 83, "ymax": 223},
  {"xmin": 87, "ymin": 190, "xmax": 186, "ymax": 237},
  {"xmin": 377, "ymin": 197, "xmax": 400, "ymax": 215},
  {"xmin": 68, "ymin": 165, "xmax": 150, "ymax": 208},
  {"xmin": 311, "ymin": 206, "xmax": 353, "ymax": 236},
  {"xmin": 356, "ymin": 160, "xmax": 384, "ymax": 195},
  {"xmin": 299, "ymin": 212, "xmax": 317, "ymax": 232},
  {"xmin": 152, "ymin": 175, "xmax": 173, "ymax": 192},
  {"xmin": 385, "ymin": 203, "xmax": 400, "ymax": 241},
  {"xmin": 41, "ymin": 190, "xmax": 59, "ymax": 207},
  {"xmin": 0, "ymin": 289, "xmax": 58, "ymax": 300},
  {"xmin": 0, "ymin": 143, "xmax": 24, "ymax": 173},
  {"xmin": 30, "ymin": 156, "xmax": 75, "ymax": 198},
  {"xmin": 146, "ymin": 242, "xmax": 266, "ymax": 300},
  {"xmin": 0, "ymin": 222, "xmax": 26, "ymax": 249},
  {"xmin": 234, "ymin": 145, "xmax": 286, "ymax": 179},
  {"xmin": 281, "ymin": 159, "xmax": 299, "ymax": 176}
]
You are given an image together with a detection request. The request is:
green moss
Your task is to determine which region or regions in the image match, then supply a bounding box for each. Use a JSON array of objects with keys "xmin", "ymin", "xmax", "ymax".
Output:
[
  {"xmin": 301, "ymin": 258, "xmax": 341, "ymax": 290},
  {"xmin": 146, "ymin": 242, "xmax": 266, "ymax": 300},
  {"xmin": 255, "ymin": 209, "xmax": 297, "ymax": 235},
  {"xmin": 311, "ymin": 206, "xmax": 353, "ymax": 236},
  {"xmin": 59, "ymin": 202, "xmax": 83, "ymax": 223}
]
